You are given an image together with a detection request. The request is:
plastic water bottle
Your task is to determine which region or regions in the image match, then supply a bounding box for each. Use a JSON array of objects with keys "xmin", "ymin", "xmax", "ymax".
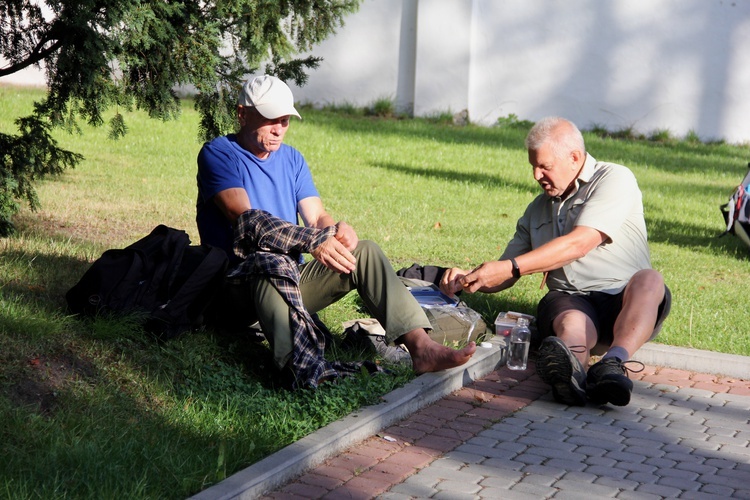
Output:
[{"xmin": 507, "ymin": 318, "xmax": 531, "ymax": 370}]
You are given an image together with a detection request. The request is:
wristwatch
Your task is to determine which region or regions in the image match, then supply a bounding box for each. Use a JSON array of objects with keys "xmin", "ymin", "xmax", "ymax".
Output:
[{"xmin": 509, "ymin": 257, "xmax": 521, "ymax": 279}]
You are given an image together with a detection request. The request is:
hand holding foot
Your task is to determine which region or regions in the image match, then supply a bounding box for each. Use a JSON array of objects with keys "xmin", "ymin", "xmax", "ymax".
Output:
[{"xmin": 397, "ymin": 329, "xmax": 476, "ymax": 374}]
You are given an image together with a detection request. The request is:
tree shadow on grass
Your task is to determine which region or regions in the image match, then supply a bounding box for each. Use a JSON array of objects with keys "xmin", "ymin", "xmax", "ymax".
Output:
[
  {"xmin": 371, "ymin": 159, "xmax": 749, "ymax": 260},
  {"xmin": 588, "ymin": 138, "xmax": 749, "ymax": 177},
  {"xmin": 646, "ymin": 215, "xmax": 750, "ymax": 260},
  {"xmin": 0, "ymin": 311, "xmax": 238, "ymax": 498},
  {"xmin": 307, "ymin": 110, "xmax": 531, "ymax": 152},
  {"xmin": 310, "ymin": 110, "xmax": 748, "ymax": 179},
  {"xmin": 370, "ymin": 160, "xmax": 533, "ymax": 193},
  {"xmin": 0, "ymin": 241, "xmax": 285, "ymax": 496},
  {"xmin": 0, "ymin": 239, "xmax": 104, "ymax": 315}
]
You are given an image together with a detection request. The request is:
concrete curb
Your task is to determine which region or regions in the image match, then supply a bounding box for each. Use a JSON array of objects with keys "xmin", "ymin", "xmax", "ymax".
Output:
[
  {"xmin": 191, "ymin": 341, "xmax": 749, "ymax": 499},
  {"xmin": 190, "ymin": 337, "xmax": 507, "ymax": 500},
  {"xmin": 634, "ymin": 342, "xmax": 750, "ymax": 379}
]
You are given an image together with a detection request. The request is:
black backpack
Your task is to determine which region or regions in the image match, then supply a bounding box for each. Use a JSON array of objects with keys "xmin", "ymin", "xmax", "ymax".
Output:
[{"xmin": 66, "ymin": 225, "xmax": 228, "ymax": 340}]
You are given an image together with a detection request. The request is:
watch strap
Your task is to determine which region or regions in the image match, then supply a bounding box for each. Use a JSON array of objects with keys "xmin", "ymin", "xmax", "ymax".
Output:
[{"xmin": 509, "ymin": 257, "xmax": 521, "ymax": 279}]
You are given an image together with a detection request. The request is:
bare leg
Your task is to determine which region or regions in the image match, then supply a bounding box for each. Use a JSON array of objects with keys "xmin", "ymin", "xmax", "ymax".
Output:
[
  {"xmin": 552, "ymin": 309, "xmax": 598, "ymax": 369},
  {"xmin": 397, "ymin": 328, "xmax": 476, "ymax": 374},
  {"xmin": 536, "ymin": 311, "xmax": 593, "ymax": 406},
  {"xmin": 583, "ymin": 270, "xmax": 665, "ymax": 407},
  {"xmin": 610, "ymin": 269, "xmax": 665, "ymax": 357}
]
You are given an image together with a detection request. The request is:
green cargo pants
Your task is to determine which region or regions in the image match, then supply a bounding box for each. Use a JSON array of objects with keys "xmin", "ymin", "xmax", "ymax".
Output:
[{"xmin": 221, "ymin": 240, "xmax": 431, "ymax": 369}]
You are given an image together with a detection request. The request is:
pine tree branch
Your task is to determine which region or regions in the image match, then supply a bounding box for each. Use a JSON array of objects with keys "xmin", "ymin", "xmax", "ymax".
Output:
[{"xmin": 0, "ymin": 37, "xmax": 63, "ymax": 77}]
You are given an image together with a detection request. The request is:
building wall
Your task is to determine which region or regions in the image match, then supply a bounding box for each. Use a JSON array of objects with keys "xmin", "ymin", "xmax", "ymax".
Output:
[
  {"xmin": 4, "ymin": 0, "xmax": 749, "ymax": 143},
  {"xmin": 291, "ymin": 0, "xmax": 750, "ymax": 143}
]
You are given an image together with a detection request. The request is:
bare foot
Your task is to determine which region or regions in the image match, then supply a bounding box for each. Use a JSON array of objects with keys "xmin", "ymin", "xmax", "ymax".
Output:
[{"xmin": 397, "ymin": 329, "xmax": 477, "ymax": 374}]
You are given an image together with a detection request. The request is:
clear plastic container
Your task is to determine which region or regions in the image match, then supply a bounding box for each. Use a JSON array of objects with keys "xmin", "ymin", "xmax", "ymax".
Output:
[
  {"xmin": 507, "ymin": 317, "xmax": 531, "ymax": 370},
  {"xmin": 494, "ymin": 311, "xmax": 535, "ymax": 336}
]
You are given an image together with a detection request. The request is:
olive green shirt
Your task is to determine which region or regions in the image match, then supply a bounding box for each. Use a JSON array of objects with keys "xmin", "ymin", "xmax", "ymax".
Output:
[{"xmin": 500, "ymin": 154, "xmax": 651, "ymax": 294}]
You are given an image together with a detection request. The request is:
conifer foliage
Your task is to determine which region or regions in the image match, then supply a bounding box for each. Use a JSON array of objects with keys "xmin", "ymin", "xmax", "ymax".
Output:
[{"xmin": 0, "ymin": 0, "xmax": 360, "ymax": 235}]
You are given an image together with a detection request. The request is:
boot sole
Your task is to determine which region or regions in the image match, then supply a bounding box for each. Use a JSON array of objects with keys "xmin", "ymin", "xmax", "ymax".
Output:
[
  {"xmin": 536, "ymin": 340, "xmax": 587, "ymax": 406},
  {"xmin": 587, "ymin": 378, "xmax": 632, "ymax": 406}
]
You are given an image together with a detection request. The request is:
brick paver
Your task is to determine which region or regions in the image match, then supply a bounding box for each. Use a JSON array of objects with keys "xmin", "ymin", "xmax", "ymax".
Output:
[{"xmin": 264, "ymin": 361, "xmax": 750, "ymax": 499}]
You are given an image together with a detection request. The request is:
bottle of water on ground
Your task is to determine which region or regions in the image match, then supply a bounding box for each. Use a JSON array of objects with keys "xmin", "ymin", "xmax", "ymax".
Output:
[{"xmin": 507, "ymin": 317, "xmax": 531, "ymax": 370}]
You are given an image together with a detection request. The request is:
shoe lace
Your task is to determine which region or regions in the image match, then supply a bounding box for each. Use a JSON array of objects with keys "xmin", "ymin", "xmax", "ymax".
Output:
[
  {"xmin": 601, "ymin": 357, "xmax": 645, "ymax": 377},
  {"xmin": 622, "ymin": 359, "xmax": 645, "ymax": 375},
  {"xmin": 568, "ymin": 345, "xmax": 587, "ymax": 354}
]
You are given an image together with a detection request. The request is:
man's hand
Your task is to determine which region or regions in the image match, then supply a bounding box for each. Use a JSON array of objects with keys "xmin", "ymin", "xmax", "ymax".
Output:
[
  {"xmin": 440, "ymin": 267, "xmax": 470, "ymax": 296},
  {"xmin": 442, "ymin": 261, "xmax": 516, "ymax": 295},
  {"xmin": 334, "ymin": 221, "xmax": 358, "ymax": 251},
  {"xmin": 311, "ymin": 235, "xmax": 357, "ymax": 274},
  {"xmin": 459, "ymin": 261, "xmax": 509, "ymax": 293}
]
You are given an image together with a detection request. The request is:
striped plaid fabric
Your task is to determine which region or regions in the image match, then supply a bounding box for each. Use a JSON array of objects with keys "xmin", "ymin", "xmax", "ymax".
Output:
[{"xmin": 229, "ymin": 209, "xmax": 381, "ymax": 389}]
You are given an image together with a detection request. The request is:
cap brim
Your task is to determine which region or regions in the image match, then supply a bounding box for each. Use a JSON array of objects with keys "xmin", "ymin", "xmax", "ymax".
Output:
[{"xmin": 255, "ymin": 103, "xmax": 301, "ymax": 120}]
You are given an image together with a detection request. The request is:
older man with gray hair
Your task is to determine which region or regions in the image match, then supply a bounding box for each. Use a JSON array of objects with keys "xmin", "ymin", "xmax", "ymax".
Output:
[{"xmin": 441, "ymin": 116, "xmax": 670, "ymax": 407}]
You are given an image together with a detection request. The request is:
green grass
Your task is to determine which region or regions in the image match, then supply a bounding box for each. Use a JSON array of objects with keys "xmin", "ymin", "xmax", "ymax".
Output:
[{"xmin": 2, "ymin": 85, "xmax": 750, "ymax": 498}]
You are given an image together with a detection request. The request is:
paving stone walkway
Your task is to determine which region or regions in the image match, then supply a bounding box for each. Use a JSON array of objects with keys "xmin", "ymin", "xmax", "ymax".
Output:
[{"xmin": 263, "ymin": 361, "xmax": 750, "ymax": 499}]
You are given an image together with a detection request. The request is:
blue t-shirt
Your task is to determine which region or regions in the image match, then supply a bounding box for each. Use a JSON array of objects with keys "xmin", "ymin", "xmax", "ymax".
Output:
[{"xmin": 196, "ymin": 135, "xmax": 319, "ymax": 262}]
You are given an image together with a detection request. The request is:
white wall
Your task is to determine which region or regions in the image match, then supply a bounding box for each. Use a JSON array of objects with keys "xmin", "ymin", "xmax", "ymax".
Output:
[
  {"xmin": 0, "ymin": 63, "xmax": 46, "ymax": 87},
  {"xmin": 286, "ymin": 1, "xmax": 404, "ymax": 109},
  {"xmin": 5, "ymin": 0, "xmax": 750, "ymax": 143},
  {"xmin": 467, "ymin": 0, "xmax": 750, "ymax": 143},
  {"xmin": 290, "ymin": 0, "xmax": 750, "ymax": 144}
]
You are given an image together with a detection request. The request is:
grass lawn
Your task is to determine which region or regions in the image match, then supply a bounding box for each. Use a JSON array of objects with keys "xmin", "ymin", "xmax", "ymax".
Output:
[{"xmin": 1, "ymin": 85, "xmax": 749, "ymax": 498}]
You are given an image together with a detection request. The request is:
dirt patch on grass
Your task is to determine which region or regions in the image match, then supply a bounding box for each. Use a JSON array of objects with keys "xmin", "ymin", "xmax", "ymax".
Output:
[
  {"xmin": 6, "ymin": 351, "xmax": 98, "ymax": 416},
  {"xmin": 14, "ymin": 209, "xmax": 148, "ymax": 249}
]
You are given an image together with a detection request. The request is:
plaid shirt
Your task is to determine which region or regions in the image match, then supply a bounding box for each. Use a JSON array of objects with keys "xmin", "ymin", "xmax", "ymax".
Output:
[{"xmin": 229, "ymin": 209, "xmax": 380, "ymax": 389}]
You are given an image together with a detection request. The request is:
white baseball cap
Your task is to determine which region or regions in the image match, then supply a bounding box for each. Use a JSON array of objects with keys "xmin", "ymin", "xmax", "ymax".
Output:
[{"xmin": 238, "ymin": 75, "xmax": 301, "ymax": 120}]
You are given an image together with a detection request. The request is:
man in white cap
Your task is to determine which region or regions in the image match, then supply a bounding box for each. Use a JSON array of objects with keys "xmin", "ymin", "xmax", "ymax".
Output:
[{"xmin": 196, "ymin": 75, "xmax": 475, "ymax": 388}]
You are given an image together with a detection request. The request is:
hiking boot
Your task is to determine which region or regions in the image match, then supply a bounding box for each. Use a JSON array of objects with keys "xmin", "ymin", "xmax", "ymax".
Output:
[
  {"xmin": 341, "ymin": 320, "xmax": 412, "ymax": 366},
  {"xmin": 586, "ymin": 357, "xmax": 643, "ymax": 406},
  {"xmin": 535, "ymin": 336, "xmax": 588, "ymax": 406}
]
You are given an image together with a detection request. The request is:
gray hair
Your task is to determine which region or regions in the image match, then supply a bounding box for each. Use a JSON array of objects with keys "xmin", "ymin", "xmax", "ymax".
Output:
[{"xmin": 525, "ymin": 117, "xmax": 585, "ymax": 159}]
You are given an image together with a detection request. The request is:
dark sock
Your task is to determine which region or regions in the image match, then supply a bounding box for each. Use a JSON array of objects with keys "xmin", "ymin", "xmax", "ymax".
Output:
[{"xmin": 602, "ymin": 346, "xmax": 629, "ymax": 362}]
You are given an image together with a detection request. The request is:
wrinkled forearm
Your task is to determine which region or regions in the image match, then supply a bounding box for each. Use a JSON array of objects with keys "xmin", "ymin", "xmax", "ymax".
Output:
[{"xmin": 513, "ymin": 226, "xmax": 605, "ymax": 276}]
